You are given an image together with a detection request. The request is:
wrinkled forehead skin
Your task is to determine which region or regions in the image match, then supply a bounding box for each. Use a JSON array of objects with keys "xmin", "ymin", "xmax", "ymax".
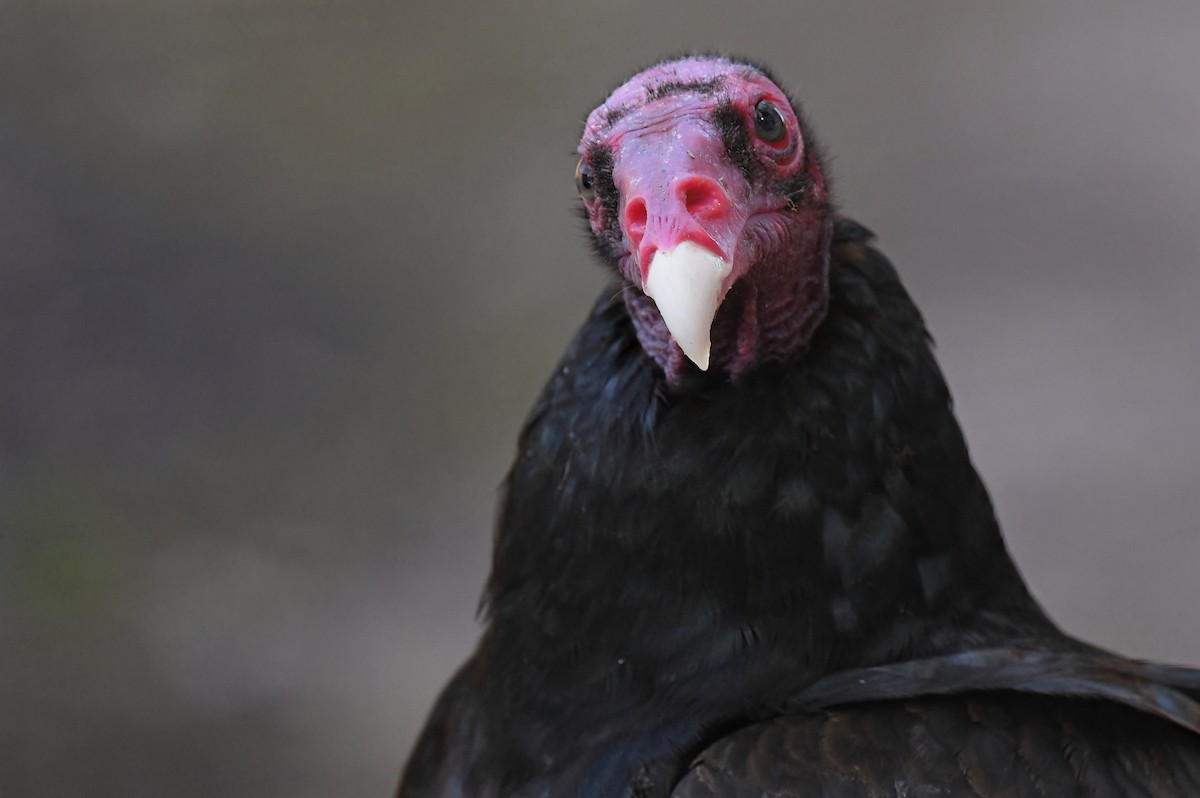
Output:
[{"xmin": 581, "ymin": 56, "xmax": 796, "ymax": 151}]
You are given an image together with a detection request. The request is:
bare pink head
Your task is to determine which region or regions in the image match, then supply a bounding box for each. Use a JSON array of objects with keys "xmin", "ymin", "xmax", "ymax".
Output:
[{"xmin": 576, "ymin": 56, "xmax": 833, "ymax": 384}]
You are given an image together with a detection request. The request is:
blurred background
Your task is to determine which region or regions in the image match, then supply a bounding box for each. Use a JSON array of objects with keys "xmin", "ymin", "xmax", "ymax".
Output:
[{"xmin": 2, "ymin": 1, "xmax": 1199, "ymax": 795}]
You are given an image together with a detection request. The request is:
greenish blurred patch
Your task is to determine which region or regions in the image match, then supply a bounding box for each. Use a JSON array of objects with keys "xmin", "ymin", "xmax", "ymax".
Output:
[{"xmin": 10, "ymin": 479, "xmax": 129, "ymax": 636}]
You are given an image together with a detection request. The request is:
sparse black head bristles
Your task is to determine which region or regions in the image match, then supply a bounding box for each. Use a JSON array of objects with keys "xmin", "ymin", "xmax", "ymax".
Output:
[
  {"xmin": 645, "ymin": 77, "xmax": 723, "ymax": 102},
  {"xmin": 580, "ymin": 53, "xmax": 767, "ymax": 141},
  {"xmin": 603, "ymin": 107, "xmax": 627, "ymax": 127},
  {"xmin": 578, "ymin": 144, "xmax": 623, "ymax": 265},
  {"xmin": 713, "ymin": 100, "xmax": 762, "ymax": 183},
  {"xmin": 587, "ymin": 146, "xmax": 618, "ymax": 226}
]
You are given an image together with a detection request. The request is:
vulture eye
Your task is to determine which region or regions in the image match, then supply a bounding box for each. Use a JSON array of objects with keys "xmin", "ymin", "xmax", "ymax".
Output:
[
  {"xmin": 753, "ymin": 100, "xmax": 787, "ymax": 143},
  {"xmin": 575, "ymin": 160, "xmax": 596, "ymax": 200}
]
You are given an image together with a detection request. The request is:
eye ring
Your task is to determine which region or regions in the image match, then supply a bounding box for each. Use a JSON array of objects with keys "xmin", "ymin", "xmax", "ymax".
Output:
[
  {"xmin": 753, "ymin": 99, "xmax": 787, "ymax": 144},
  {"xmin": 575, "ymin": 159, "xmax": 596, "ymax": 200}
]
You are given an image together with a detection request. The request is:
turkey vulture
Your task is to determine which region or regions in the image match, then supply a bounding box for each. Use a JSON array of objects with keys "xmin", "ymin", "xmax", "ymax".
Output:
[{"xmin": 398, "ymin": 55, "xmax": 1200, "ymax": 797}]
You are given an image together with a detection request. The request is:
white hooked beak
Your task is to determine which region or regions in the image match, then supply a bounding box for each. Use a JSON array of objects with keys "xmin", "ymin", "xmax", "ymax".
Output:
[{"xmin": 642, "ymin": 241, "xmax": 733, "ymax": 371}]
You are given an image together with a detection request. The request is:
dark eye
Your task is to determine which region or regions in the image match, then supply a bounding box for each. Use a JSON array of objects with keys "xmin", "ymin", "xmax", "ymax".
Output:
[
  {"xmin": 753, "ymin": 99, "xmax": 786, "ymax": 143},
  {"xmin": 575, "ymin": 159, "xmax": 596, "ymax": 200}
]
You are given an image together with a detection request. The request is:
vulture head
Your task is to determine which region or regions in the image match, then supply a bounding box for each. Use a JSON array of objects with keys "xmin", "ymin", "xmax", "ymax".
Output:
[{"xmin": 577, "ymin": 55, "xmax": 833, "ymax": 384}]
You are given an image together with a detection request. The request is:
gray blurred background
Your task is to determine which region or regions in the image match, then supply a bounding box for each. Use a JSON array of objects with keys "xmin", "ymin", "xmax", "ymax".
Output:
[{"xmin": 2, "ymin": 1, "xmax": 1199, "ymax": 795}]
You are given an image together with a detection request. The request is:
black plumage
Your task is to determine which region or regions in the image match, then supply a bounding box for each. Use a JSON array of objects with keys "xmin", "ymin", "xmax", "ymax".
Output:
[
  {"xmin": 678, "ymin": 695, "xmax": 1200, "ymax": 797},
  {"xmin": 398, "ymin": 58, "xmax": 1200, "ymax": 797}
]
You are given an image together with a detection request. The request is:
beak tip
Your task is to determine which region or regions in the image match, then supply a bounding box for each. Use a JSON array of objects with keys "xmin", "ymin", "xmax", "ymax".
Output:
[
  {"xmin": 643, "ymin": 241, "xmax": 730, "ymax": 374},
  {"xmin": 683, "ymin": 344, "xmax": 711, "ymax": 371}
]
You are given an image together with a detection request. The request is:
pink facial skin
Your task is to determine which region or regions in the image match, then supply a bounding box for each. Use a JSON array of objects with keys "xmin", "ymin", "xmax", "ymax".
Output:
[{"xmin": 577, "ymin": 56, "xmax": 833, "ymax": 384}]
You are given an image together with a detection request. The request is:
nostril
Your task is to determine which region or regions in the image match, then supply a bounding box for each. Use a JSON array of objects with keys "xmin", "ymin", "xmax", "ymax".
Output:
[
  {"xmin": 677, "ymin": 177, "xmax": 729, "ymax": 221},
  {"xmin": 624, "ymin": 197, "xmax": 648, "ymax": 245}
]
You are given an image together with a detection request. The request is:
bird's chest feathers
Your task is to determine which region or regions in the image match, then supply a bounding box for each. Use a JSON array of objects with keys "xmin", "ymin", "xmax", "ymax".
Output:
[
  {"xmin": 495, "ymin": 360, "xmax": 899, "ymax": 673},
  {"xmin": 481, "ymin": 360, "xmax": 919, "ymax": 796}
]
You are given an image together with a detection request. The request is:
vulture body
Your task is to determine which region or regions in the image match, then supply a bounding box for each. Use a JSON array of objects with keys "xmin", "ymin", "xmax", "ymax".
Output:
[{"xmin": 398, "ymin": 57, "xmax": 1200, "ymax": 797}]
